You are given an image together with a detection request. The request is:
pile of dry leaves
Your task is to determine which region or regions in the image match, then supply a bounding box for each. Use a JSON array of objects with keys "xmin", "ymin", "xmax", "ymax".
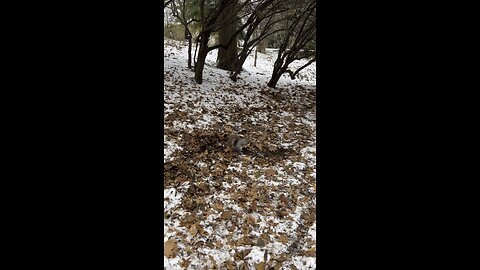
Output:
[{"xmin": 164, "ymin": 38, "xmax": 316, "ymax": 269}]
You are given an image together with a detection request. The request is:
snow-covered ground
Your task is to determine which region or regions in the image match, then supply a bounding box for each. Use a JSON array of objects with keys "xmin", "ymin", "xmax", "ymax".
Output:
[{"xmin": 164, "ymin": 38, "xmax": 316, "ymax": 270}]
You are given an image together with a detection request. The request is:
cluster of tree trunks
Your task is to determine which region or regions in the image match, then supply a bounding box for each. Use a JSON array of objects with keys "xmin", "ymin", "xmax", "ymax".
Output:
[
  {"xmin": 166, "ymin": 0, "xmax": 317, "ymax": 88},
  {"xmin": 216, "ymin": 0, "xmax": 238, "ymax": 71}
]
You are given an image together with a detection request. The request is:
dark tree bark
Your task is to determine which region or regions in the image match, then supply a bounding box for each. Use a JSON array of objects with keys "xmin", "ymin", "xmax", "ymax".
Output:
[
  {"xmin": 194, "ymin": 0, "xmax": 247, "ymax": 84},
  {"xmin": 187, "ymin": 35, "xmax": 193, "ymax": 69},
  {"xmin": 285, "ymin": 55, "xmax": 316, "ymax": 80},
  {"xmin": 267, "ymin": 0, "xmax": 316, "ymax": 88},
  {"xmin": 194, "ymin": 31, "xmax": 211, "ymax": 84},
  {"xmin": 229, "ymin": 0, "xmax": 288, "ymax": 82},
  {"xmin": 216, "ymin": 0, "xmax": 238, "ymax": 71},
  {"xmin": 257, "ymin": 39, "xmax": 267, "ymax": 53},
  {"xmin": 194, "ymin": 0, "xmax": 282, "ymax": 84},
  {"xmin": 169, "ymin": 0, "xmax": 196, "ymax": 69},
  {"xmin": 267, "ymin": 61, "xmax": 287, "ymax": 88}
]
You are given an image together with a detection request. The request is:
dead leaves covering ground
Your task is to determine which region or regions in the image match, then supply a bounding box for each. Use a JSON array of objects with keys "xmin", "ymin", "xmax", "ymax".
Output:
[{"xmin": 164, "ymin": 39, "xmax": 316, "ymax": 270}]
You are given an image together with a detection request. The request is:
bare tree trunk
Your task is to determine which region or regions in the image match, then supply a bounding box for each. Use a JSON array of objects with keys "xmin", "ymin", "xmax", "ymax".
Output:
[
  {"xmin": 216, "ymin": 0, "xmax": 238, "ymax": 71},
  {"xmin": 194, "ymin": 33, "xmax": 210, "ymax": 84},
  {"xmin": 257, "ymin": 39, "xmax": 267, "ymax": 53},
  {"xmin": 187, "ymin": 36, "xmax": 192, "ymax": 69},
  {"xmin": 230, "ymin": 49, "xmax": 249, "ymax": 82},
  {"xmin": 267, "ymin": 65, "xmax": 285, "ymax": 88},
  {"xmin": 194, "ymin": 0, "xmax": 207, "ymax": 83},
  {"xmin": 254, "ymin": 47, "xmax": 257, "ymax": 67},
  {"xmin": 267, "ymin": 0, "xmax": 316, "ymax": 88}
]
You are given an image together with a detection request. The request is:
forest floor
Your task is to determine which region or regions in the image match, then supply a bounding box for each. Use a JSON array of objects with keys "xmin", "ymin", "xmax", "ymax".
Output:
[{"xmin": 164, "ymin": 38, "xmax": 316, "ymax": 270}]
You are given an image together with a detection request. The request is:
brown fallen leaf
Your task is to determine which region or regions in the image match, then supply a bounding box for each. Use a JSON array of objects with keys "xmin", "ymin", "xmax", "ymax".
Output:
[
  {"xmin": 255, "ymin": 262, "xmax": 266, "ymax": 270},
  {"xmin": 215, "ymin": 240, "xmax": 223, "ymax": 248},
  {"xmin": 180, "ymin": 259, "xmax": 191, "ymax": 268},
  {"xmin": 189, "ymin": 224, "xmax": 198, "ymax": 236},
  {"xmin": 221, "ymin": 210, "xmax": 233, "ymax": 219},
  {"xmin": 256, "ymin": 238, "xmax": 266, "ymax": 247},
  {"xmin": 212, "ymin": 203, "xmax": 224, "ymax": 211},
  {"xmin": 225, "ymin": 260, "xmax": 236, "ymax": 270},
  {"xmin": 164, "ymin": 239, "xmax": 178, "ymax": 258},
  {"xmin": 266, "ymin": 168, "xmax": 276, "ymax": 177},
  {"xmin": 305, "ymin": 247, "xmax": 316, "ymax": 257},
  {"xmin": 278, "ymin": 234, "xmax": 289, "ymax": 244},
  {"xmin": 197, "ymin": 223, "xmax": 207, "ymax": 237}
]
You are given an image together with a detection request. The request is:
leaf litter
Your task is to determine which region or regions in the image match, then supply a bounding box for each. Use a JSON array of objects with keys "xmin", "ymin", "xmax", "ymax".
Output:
[{"xmin": 164, "ymin": 38, "xmax": 316, "ymax": 269}]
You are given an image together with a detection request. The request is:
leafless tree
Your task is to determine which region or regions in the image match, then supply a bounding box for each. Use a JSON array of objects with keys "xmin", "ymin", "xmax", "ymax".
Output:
[
  {"xmin": 169, "ymin": 0, "xmax": 199, "ymax": 69},
  {"xmin": 267, "ymin": 0, "xmax": 316, "ymax": 88},
  {"xmin": 193, "ymin": 0, "xmax": 265, "ymax": 84},
  {"xmin": 229, "ymin": 0, "xmax": 290, "ymax": 81}
]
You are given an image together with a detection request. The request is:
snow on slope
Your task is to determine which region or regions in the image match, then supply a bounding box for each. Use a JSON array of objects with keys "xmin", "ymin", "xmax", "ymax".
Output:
[{"xmin": 164, "ymin": 38, "xmax": 316, "ymax": 270}]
